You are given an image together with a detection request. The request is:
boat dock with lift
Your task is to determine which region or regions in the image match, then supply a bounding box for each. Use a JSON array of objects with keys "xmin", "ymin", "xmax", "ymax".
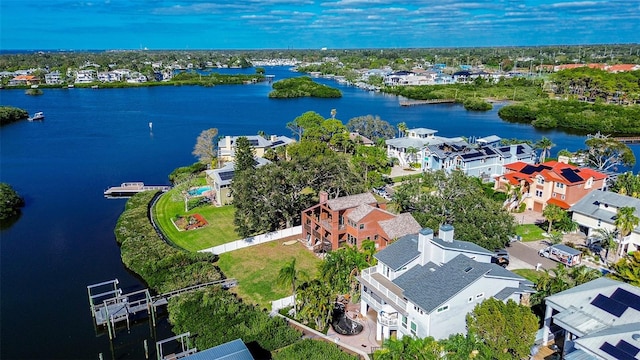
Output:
[
  {"xmin": 87, "ymin": 278, "xmax": 237, "ymax": 339},
  {"xmin": 104, "ymin": 182, "xmax": 171, "ymax": 197}
]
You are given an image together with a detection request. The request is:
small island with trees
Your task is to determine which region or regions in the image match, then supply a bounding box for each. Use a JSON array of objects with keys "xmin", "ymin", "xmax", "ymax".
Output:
[
  {"xmin": 0, "ymin": 106, "xmax": 29, "ymax": 126},
  {"xmin": 269, "ymin": 77, "xmax": 342, "ymax": 98}
]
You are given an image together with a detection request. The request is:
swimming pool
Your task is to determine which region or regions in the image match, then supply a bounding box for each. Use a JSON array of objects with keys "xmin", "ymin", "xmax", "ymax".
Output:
[{"xmin": 188, "ymin": 186, "xmax": 212, "ymax": 196}]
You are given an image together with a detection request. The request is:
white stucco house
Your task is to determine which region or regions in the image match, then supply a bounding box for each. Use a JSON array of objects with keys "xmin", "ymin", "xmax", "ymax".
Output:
[
  {"xmin": 357, "ymin": 225, "xmax": 534, "ymax": 342},
  {"xmin": 570, "ymin": 190, "xmax": 640, "ymax": 256}
]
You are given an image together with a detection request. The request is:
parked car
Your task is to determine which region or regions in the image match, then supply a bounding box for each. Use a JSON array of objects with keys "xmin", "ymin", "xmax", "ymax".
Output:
[{"xmin": 491, "ymin": 249, "xmax": 510, "ymax": 268}]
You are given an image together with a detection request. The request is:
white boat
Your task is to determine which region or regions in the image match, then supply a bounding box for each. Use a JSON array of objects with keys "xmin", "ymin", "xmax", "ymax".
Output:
[{"xmin": 28, "ymin": 112, "xmax": 45, "ymax": 121}]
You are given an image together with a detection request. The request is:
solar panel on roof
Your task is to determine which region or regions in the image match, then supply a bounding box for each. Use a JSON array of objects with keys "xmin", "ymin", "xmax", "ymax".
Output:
[
  {"xmin": 218, "ymin": 171, "xmax": 235, "ymax": 181},
  {"xmin": 272, "ymin": 140, "xmax": 284, "ymax": 146},
  {"xmin": 600, "ymin": 342, "xmax": 638, "ymax": 360},
  {"xmin": 249, "ymin": 139, "xmax": 259, "ymax": 146},
  {"xmin": 610, "ymin": 288, "xmax": 640, "ymax": 312},
  {"xmin": 591, "ymin": 294, "xmax": 627, "ymax": 317},
  {"xmin": 561, "ymin": 168, "xmax": 583, "ymax": 183},
  {"xmin": 616, "ymin": 340, "xmax": 640, "ymax": 357}
]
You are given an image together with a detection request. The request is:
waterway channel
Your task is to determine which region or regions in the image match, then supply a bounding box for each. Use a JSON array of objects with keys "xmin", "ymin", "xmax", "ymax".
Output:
[{"xmin": 1, "ymin": 66, "xmax": 638, "ymax": 359}]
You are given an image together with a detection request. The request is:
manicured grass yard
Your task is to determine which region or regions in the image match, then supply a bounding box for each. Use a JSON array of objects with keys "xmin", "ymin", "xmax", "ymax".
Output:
[
  {"xmin": 217, "ymin": 240, "xmax": 321, "ymax": 310},
  {"xmin": 515, "ymin": 224, "xmax": 546, "ymax": 242},
  {"xmin": 154, "ymin": 189, "xmax": 239, "ymax": 251},
  {"xmin": 512, "ymin": 268, "xmax": 545, "ymax": 283}
]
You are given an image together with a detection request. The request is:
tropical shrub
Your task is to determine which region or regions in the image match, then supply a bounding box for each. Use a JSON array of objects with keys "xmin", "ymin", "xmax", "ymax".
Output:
[
  {"xmin": 0, "ymin": 106, "xmax": 28, "ymax": 126},
  {"xmin": 463, "ymin": 98, "xmax": 493, "ymax": 111},
  {"xmin": 272, "ymin": 339, "xmax": 357, "ymax": 360},
  {"xmin": 269, "ymin": 77, "xmax": 342, "ymax": 98}
]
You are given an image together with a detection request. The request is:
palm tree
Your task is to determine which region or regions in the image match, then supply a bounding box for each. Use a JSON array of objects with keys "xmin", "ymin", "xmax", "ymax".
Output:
[
  {"xmin": 397, "ymin": 122, "xmax": 407, "ymax": 138},
  {"xmin": 610, "ymin": 251, "xmax": 640, "ymax": 286},
  {"xmin": 614, "ymin": 206, "xmax": 639, "ymax": 259},
  {"xmin": 542, "ymin": 204, "xmax": 565, "ymax": 234},
  {"xmin": 277, "ymin": 258, "xmax": 307, "ymax": 315},
  {"xmin": 549, "ymin": 231, "xmax": 563, "ymax": 245},
  {"xmin": 406, "ymin": 146, "xmax": 419, "ymax": 165},
  {"xmin": 535, "ymin": 137, "xmax": 555, "ymax": 163},
  {"xmin": 569, "ymin": 265, "xmax": 601, "ymax": 286},
  {"xmin": 593, "ymin": 228, "xmax": 617, "ymax": 264}
]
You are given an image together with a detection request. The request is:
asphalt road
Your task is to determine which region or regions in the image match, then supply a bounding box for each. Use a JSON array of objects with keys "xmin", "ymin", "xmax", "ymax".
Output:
[{"xmin": 506, "ymin": 242, "xmax": 559, "ymax": 271}]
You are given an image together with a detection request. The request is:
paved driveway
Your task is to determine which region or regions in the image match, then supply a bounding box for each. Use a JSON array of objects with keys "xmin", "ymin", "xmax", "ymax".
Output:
[{"xmin": 507, "ymin": 241, "xmax": 559, "ymax": 271}]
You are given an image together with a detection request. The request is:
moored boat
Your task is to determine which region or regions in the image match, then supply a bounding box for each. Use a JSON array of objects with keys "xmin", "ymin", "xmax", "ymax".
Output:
[{"xmin": 28, "ymin": 111, "xmax": 45, "ymax": 121}]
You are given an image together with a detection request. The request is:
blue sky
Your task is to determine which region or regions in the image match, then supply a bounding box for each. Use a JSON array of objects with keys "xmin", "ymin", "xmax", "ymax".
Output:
[{"xmin": 1, "ymin": 0, "xmax": 639, "ymax": 50}]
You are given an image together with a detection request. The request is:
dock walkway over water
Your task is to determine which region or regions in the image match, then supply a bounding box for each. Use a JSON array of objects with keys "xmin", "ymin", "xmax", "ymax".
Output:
[
  {"xmin": 399, "ymin": 99, "xmax": 455, "ymax": 106},
  {"xmin": 87, "ymin": 278, "xmax": 237, "ymax": 339},
  {"xmin": 103, "ymin": 182, "xmax": 171, "ymax": 197},
  {"xmin": 614, "ymin": 136, "xmax": 640, "ymax": 144}
]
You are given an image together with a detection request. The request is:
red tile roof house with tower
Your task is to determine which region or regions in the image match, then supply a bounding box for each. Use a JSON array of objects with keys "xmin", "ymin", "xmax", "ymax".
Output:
[
  {"xmin": 301, "ymin": 191, "xmax": 422, "ymax": 252},
  {"xmin": 494, "ymin": 160, "xmax": 608, "ymax": 212}
]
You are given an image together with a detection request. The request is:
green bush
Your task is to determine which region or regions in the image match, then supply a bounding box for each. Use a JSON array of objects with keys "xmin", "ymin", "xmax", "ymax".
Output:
[
  {"xmin": 168, "ymin": 162, "xmax": 207, "ymax": 184},
  {"xmin": 167, "ymin": 288, "xmax": 301, "ymax": 353},
  {"xmin": 463, "ymin": 98, "xmax": 493, "ymax": 111},
  {"xmin": 114, "ymin": 191, "xmax": 221, "ymax": 293},
  {"xmin": 0, "ymin": 106, "xmax": 28, "ymax": 126},
  {"xmin": 0, "ymin": 183, "xmax": 25, "ymax": 220},
  {"xmin": 272, "ymin": 339, "xmax": 358, "ymax": 360}
]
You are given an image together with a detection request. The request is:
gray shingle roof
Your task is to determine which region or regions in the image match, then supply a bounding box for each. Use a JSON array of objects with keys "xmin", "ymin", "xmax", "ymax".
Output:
[
  {"xmin": 570, "ymin": 190, "xmax": 640, "ymax": 233},
  {"xmin": 393, "ymin": 255, "xmax": 493, "ymax": 313},
  {"xmin": 379, "ymin": 213, "xmax": 422, "ymax": 240},
  {"xmin": 430, "ymin": 237, "xmax": 494, "ymax": 255},
  {"xmin": 374, "ymin": 234, "xmax": 420, "ymax": 270},
  {"xmin": 326, "ymin": 192, "xmax": 377, "ymax": 211}
]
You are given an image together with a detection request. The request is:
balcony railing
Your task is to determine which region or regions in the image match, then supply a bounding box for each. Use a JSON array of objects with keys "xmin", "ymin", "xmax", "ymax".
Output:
[
  {"xmin": 378, "ymin": 314, "xmax": 398, "ymax": 327},
  {"xmin": 360, "ymin": 267, "xmax": 407, "ymax": 309}
]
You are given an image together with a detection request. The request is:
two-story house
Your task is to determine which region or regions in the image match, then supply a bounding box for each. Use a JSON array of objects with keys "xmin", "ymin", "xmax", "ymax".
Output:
[
  {"xmin": 423, "ymin": 141, "xmax": 535, "ymax": 182},
  {"xmin": 357, "ymin": 225, "xmax": 534, "ymax": 342},
  {"xmin": 386, "ymin": 128, "xmax": 463, "ymax": 168},
  {"xmin": 204, "ymin": 158, "xmax": 270, "ymax": 206},
  {"xmin": 570, "ymin": 190, "xmax": 640, "ymax": 256},
  {"xmin": 217, "ymin": 135, "xmax": 295, "ymax": 164},
  {"xmin": 541, "ymin": 277, "xmax": 640, "ymax": 360},
  {"xmin": 495, "ymin": 160, "xmax": 607, "ymax": 212},
  {"xmin": 301, "ymin": 192, "xmax": 421, "ymax": 252}
]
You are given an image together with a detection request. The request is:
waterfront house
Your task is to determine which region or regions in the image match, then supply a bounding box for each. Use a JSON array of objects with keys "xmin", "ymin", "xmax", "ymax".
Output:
[
  {"xmin": 8, "ymin": 75, "xmax": 39, "ymax": 86},
  {"xmin": 217, "ymin": 135, "xmax": 295, "ymax": 164},
  {"xmin": 423, "ymin": 141, "xmax": 535, "ymax": 182},
  {"xmin": 301, "ymin": 192, "xmax": 421, "ymax": 252},
  {"xmin": 204, "ymin": 158, "xmax": 270, "ymax": 206},
  {"xmin": 386, "ymin": 128, "xmax": 461, "ymax": 168},
  {"xmin": 495, "ymin": 160, "xmax": 608, "ymax": 212},
  {"xmin": 349, "ymin": 132, "xmax": 374, "ymax": 146},
  {"xmin": 570, "ymin": 190, "xmax": 640, "ymax": 256},
  {"xmin": 541, "ymin": 277, "xmax": 640, "ymax": 359},
  {"xmin": 383, "ymin": 71, "xmax": 435, "ymax": 86},
  {"xmin": 357, "ymin": 225, "xmax": 533, "ymax": 342},
  {"xmin": 74, "ymin": 70, "xmax": 96, "ymax": 84},
  {"xmin": 44, "ymin": 71, "xmax": 63, "ymax": 85}
]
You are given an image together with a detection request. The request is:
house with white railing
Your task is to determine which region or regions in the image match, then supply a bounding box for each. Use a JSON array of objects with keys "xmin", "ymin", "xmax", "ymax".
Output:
[{"xmin": 357, "ymin": 225, "xmax": 534, "ymax": 341}]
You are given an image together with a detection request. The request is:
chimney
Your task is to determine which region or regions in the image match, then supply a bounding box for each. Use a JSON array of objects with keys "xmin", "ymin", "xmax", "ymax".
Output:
[
  {"xmin": 439, "ymin": 224, "xmax": 454, "ymax": 243},
  {"xmin": 270, "ymin": 135, "xmax": 277, "ymax": 142},
  {"xmin": 319, "ymin": 191, "xmax": 328, "ymax": 204},
  {"xmin": 509, "ymin": 144, "xmax": 518, "ymax": 158},
  {"xmin": 418, "ymin": 228, "xmax": 433, "ymax": 265},
  {"xmin": 225, "ymin": 135, "xmax": 232, "ymax": 150}
]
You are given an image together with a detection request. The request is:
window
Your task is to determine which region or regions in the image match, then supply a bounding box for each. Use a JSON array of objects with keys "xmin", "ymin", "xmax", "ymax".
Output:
[
  {"xmin": 476, "ymin": 293, "xmax": 484, "ymax": 299},
  {"xmin": 561, "ymin": 194, "xmax": 565, "ymax": 200},
  {"xmin": 359, "ymin": 224, "xmax": 365, "ymax": 230},
  {"xmin": 374, "ymin": 235, "xmax": 378, "ymax": 240},
  {"xmin": 437, "ymin": 305, "xmax": 449, "ymax": 313},
  {"xmin": 537, "ymin": 177, "xmax": 545, "ymax": 184},
  {"xmin": 468, "ymin": 297, "xmax": 473, "ymax": 303},
  {"xmin": 552, "ymin": 192, "xmax": 556, "ymax": 198},
  {"xmin": 402, "ymin": 315, "xmax": 407, "ymax": 328},
  {"xmin": 535, "ymin": 190, "xmax": 543, "ymax": 197},
  {"xmin": 556, "ymin": 183, "xmax": 564, "ymax": 189},
  {"xmin": 410, "ymin": 321, "xmax": 417, "ymax": 336}
]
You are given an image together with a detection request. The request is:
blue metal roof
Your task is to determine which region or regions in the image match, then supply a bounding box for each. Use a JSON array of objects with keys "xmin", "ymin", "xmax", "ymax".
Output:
[{"xmin": 183, "ymin": 339, "xmax": 254, "ymax": 360}]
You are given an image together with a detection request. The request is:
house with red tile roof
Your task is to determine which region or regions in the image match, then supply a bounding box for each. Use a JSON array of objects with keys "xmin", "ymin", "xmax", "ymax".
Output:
[
  {"xmin": 494, "ymin": 160, "xmax": 608, "ymax": 212},
  {"xmin": 607, "ymin": 64, "xmax": 640, "ymax": 73},
  {"xmin": 301, "ymin": 191, "xmax": 422, "ymax": 252},
  {"xmin": 8, "ymin": 75, "xmax": 39, "ymax": 86}
]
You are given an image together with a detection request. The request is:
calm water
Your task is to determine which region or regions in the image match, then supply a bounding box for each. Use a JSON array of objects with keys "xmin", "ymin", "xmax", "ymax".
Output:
[{"xmin": 1, "ymin": 67, "xmax": 638, "ymax": 359}]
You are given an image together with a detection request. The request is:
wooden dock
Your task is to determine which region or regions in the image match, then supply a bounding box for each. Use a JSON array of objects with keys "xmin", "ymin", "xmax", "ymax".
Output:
[
  {"xmin": 104, "ymin": 182, "xmax": 171, "ymax": 197},
  {"xmin": 87, "ymin": 278, "xmax": 237, "ymax": 339},
  {"xmin": 399, "ymin": 99, "xmax": 455, "ymax": 106},
  {"xmin": 614, "ymin": 136, "xmax": 640, "ymax": 144}
]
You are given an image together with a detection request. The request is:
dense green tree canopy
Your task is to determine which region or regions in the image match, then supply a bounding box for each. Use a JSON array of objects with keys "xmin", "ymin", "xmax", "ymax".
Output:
[
  {"xmin": 0, "ymin": 106, "xmax": 29, "ymax": 126},
  {"xmin": 466, "ymin": 298, "xmax": 538, "ymax": 360},
  {"xmin": 345, "ymin": 115, "xmax": 396, "ymax": 141},
  {"xmin": 269, "ymin": 77, "xmax": 342, "ymax": 98},
  {"xmin": 0, "ymin": 183, "xmax": 24, "ymax": 221}
]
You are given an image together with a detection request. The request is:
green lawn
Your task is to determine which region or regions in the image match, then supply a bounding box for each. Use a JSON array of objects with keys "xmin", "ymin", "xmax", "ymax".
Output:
[
  {"xmin": 512, "ymin": 268, "xmax": 545, "ymax": 283},
  {"xmin": 515, "ymin": 224, "xmax": 546, "ymax": 242},
  {"xmin": 154, "ymin": 189, "xmax": 239, "ymax": 251},
  {"xmin": 217, "ymin": 240, "xmax": 321, "ymax": 310}
]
